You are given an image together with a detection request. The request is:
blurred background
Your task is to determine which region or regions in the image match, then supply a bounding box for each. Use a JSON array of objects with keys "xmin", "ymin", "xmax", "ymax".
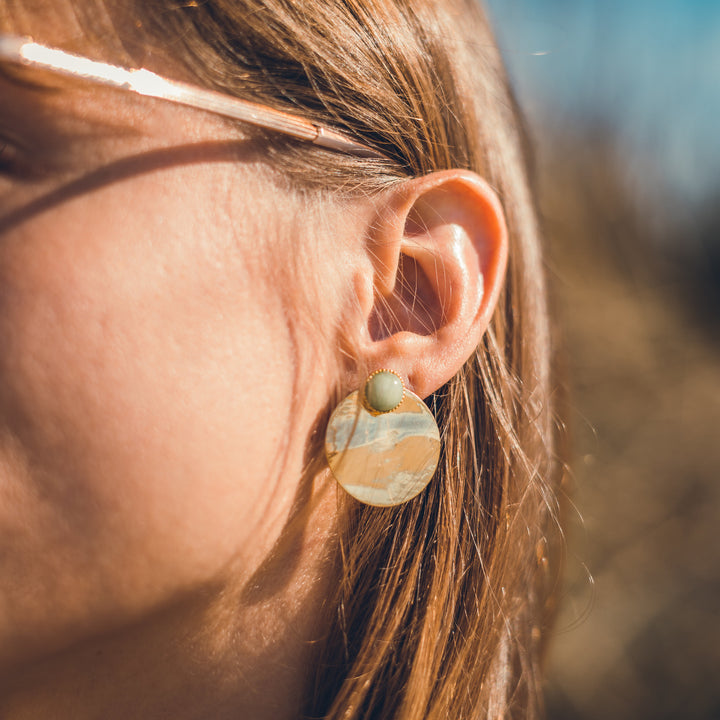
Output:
[{"xmin": 484, "ymin": 1, "xmax": 720, "ymax": 718}]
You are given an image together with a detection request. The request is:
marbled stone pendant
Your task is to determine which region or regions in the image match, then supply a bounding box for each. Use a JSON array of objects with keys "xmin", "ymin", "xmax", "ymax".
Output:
[{"xmin": 324, "ymin": 379, "xmax": 441, "ymax": 507}]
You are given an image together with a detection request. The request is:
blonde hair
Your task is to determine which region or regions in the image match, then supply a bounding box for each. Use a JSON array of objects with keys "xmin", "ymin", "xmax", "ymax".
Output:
[{"xmin": 11, "ymin": 0, "xmax": 566, "ymax": 716}]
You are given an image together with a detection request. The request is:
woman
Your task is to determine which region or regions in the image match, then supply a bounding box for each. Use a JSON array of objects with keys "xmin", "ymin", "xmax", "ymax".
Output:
[{"xmin": 0, "ymin": 0, "xmax": 564, "ymax": 718}]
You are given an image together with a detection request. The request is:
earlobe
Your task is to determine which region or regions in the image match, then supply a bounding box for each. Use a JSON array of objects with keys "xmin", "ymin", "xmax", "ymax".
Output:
[{"xmin": 356, "ymin": 169, "xmax": 508, "ymax": 399}]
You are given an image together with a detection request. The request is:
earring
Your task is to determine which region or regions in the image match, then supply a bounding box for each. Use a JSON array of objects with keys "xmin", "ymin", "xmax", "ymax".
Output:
[{"xmin": 324, "ymin": 369, "xmax": 441, "ymax": 507}]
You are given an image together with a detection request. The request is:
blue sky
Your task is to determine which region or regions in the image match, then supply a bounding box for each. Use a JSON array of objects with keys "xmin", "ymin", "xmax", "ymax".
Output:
[{"xmin": 485, "ymin": 0, "xmax": 720, "ymax": 208}]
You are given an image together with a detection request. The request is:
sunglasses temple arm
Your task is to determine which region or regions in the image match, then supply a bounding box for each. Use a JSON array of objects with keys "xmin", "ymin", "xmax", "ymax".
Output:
[{"xmin": 0, "ymin": 36, "xmax": 388, "ymax": 160}]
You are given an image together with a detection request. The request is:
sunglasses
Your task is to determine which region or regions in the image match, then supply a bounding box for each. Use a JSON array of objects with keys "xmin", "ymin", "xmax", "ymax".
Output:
[{"xmin": 0, "ymin": 34, "xmax": 388, "ymax": 160}]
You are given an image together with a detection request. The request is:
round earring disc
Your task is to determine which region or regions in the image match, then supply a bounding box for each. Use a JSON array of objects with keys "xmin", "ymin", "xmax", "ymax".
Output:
[{"xmin": 325, "ymin": 390, "xmax": 441, "ymax": 507}]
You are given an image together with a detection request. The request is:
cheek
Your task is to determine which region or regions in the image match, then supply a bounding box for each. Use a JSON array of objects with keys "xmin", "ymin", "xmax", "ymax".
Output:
[{"xmin": 0, "ymin": 171, "xmax": 299, "ymax": 658}]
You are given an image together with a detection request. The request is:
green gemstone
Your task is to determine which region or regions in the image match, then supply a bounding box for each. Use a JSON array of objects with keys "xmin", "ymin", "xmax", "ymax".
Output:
[{"xmin": 365, "ymin": 371, "xmax": 404, "ymax": 413}]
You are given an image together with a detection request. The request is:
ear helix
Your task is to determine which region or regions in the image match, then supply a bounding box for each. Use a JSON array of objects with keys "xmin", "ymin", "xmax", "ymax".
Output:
[{"xmin": 324, "ymin": 369, "xmax": 441, "ymax": 507}]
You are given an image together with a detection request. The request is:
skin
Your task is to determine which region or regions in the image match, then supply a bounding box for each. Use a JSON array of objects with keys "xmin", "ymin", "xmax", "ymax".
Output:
[{"xmin": 0, "ymin": 5, "xmax": 508, "ymax": 719}]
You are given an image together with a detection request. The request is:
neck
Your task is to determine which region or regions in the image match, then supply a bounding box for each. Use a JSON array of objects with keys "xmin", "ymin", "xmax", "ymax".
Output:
[{"xmin": 0, "ymin": 495, "xmax": 337, "ymax": 720}]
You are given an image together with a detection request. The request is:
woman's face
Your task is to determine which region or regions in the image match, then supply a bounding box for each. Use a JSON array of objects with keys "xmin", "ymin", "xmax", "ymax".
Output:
[{"xmin": 0, "ymin": 9, "xmax": 348, "ymax": 673}]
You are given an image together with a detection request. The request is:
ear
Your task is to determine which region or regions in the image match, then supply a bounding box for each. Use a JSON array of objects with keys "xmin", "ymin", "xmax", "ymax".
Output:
[{"xmin": 350, "ymin": 169, "xmax": 508, "ymax": 399}]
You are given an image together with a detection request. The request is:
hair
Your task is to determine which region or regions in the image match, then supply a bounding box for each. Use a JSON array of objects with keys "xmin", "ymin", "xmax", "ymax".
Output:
[{"xmin": 6, "ymin": 0, "xmax": 566, "ymax": 717}]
